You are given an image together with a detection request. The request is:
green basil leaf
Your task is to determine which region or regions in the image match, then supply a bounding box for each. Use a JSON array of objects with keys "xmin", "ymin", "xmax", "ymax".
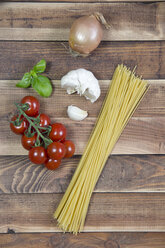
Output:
[
  {"xmin": 33, "ymin": 59, "xmax": 46, "ymax": 73},
  {"xmin": 32, "ymin": 75, "xmax": 52, "ymax": 97},
  {"xmin": 16, "ymin": 73, "xmax": 32, "ymax": 88}
]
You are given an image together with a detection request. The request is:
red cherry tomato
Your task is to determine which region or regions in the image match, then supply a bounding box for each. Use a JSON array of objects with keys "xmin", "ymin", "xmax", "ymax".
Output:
[
  {"xmin": 45, "ymin": 158, "xmax": 61, "ymax": 170},
  {"xmin": 47, "ymin": 142, "xmax": 66, "ymax": 160},
  {"xmin": 29, "ymin": 146, "xmax": 47, "ymax": 164},
  {"xmin": 39, "ymin": 113, "xmax": 51, "ymax": 129},
  {"xmin": 21, "ymin": 133, "xmax": 37, "ymax": 150},
  {"xmin": 49, "ymin": 123, "xmax": 66, "ymax": 142},
  {"xmin": 21, "ymin": 96, "xmax": 40, "ymax": 117},
  {"xmin": 63, "ymin": 140, "xmax": 75, "ymax": 158},
  {"xmin": 10, "ymin": 115, "xmax": 28, "ymax": 135}
]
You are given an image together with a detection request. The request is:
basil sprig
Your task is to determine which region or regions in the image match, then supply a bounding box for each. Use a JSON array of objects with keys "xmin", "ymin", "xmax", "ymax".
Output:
[{"xmin": 16, "ymin": 59, "xmax": 52, "ymax": 97}]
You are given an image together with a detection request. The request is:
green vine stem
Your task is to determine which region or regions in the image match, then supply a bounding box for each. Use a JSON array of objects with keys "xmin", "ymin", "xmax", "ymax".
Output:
[{"xmin": 15, "ymin": 103, "xmax": 52, "ymax": 148}]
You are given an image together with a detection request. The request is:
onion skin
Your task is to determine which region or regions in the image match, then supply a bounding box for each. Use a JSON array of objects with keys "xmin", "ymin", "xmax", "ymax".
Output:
[{"xmin": 69, "ymin": 15, "xmax": 103, "ymax": 56}]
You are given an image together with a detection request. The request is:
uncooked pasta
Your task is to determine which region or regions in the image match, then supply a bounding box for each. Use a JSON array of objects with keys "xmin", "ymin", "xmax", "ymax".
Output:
[{"xmin": 54, "ymin": 64, "xmax": 149, "ymax": 234}]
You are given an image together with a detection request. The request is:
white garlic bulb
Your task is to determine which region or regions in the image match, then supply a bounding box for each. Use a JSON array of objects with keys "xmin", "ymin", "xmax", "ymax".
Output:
[{"xmin": 61, "ymin": 68, "xmax": 100, "ymax": 103}]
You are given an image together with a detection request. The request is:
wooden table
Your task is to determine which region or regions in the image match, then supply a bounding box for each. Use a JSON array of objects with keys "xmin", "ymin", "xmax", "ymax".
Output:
[{"xmin": 0, "ymin": 0, "xmax": 165, "ymax": 247}]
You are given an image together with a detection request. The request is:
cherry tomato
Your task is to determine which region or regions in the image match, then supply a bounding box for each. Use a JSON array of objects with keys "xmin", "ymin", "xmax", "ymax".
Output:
[
  {"xmin": 21, "ymin": 96, "xmax": 40, "ymax": 117},
  {"xmin": 45, "ymin": 158, "xmax": 61, "ymax": 170},
  {"xmin": 21, "ymin": 133, "xmax": 37, "ymax": 150},
  {"xmin": 39, "ymin": 113, "xmax": 51, "ymax": 129},
  {"xmin": 63, "ymin": 140, "xmax": 75, "ymax": 158},
  {"xmin": 10, "ymin": 115, "xmax": 28, "ymax": 135},
  {"xmin": 47, "ymin": 142, "xmax": 66, "ymax": 160},
  {"xmin": 29, "ymin": 146, "xmax": 47, "ymax": 164},
  {"xmin": 49, "ymin": 123, "xmax": 66, "ymax": 142}
]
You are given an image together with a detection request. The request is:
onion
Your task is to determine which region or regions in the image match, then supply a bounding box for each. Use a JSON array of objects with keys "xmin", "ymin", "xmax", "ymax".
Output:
[{"xmin": 69, "ymin": 12, "xmax": 109, "ymax": 57}]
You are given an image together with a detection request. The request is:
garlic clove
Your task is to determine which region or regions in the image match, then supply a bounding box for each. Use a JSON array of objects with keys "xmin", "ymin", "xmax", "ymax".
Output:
[{"xmin": 67, "ymin": 105, "xmax": 88, "ymax": 121}]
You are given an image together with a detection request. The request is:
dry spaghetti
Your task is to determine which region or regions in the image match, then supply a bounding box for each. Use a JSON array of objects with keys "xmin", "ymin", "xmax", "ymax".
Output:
[{"xmin": 54, "ymin": 64, "xmax": 149, "ymax": 234}]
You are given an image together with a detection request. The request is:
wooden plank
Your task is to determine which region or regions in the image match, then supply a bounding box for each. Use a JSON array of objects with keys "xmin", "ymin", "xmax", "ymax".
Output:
[
  {"xmin": 2, "ymin": 114, "xmax": 165, "ymax": 155},
  {"xmin": 0, "ymin": 2, "xmax": 165, "ymax": 41},
  {"xmin": 0, "ymin": 155, "xmax": 165, "ymax": 193},
  {"xmin": 1, "ymin": 232, "xmax": 165, "ymax": 248},
  {"xmin": 0, "ymin": 41, "xmax": 165, "ymax": 80},
  {"xmin": 0, "ymin": 193, "xmax": 165, "ymax": 232},
  {"xmin": 1, "ymin": 80, "xmax": 165, "ymax": 118}
]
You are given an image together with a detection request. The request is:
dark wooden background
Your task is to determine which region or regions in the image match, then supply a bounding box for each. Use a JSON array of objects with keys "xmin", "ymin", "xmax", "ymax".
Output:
[{"xmin": 0, "ymin": 0, "xmax": 165, "ymax": 247}]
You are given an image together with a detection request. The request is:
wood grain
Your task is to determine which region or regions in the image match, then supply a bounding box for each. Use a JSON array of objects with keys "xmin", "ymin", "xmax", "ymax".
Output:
[
  {"xmin": 2, "ymin": 115, "xmax": 165, "ymax": 155},
  {"xmin": 0, "ymin": 155, "xmax": 165, "ymax": 193},
  {"xmin": 0, "ymin": 193, "xmax": 165, "ymax": 232},
  {"xmin": 0, "ymin": 41, "xmax": 165, "ymax": 80},
  {"xmin": 2, "ymin": 0, "xmax": 165, "ymax": 2},
  {"xmin": 1, "ymin": 232, "xmax": 165, "ymax": 248},
  {"xmin": 0, "ymin": 2, "xmax": 165, "ymax": 41},
  {"xmin": 1, "ymin": 80, "xmax": 165, "ymax": 118},
  {"xmin": 0, "ymin": 0, "xmax": 165, "ymax": 241}
]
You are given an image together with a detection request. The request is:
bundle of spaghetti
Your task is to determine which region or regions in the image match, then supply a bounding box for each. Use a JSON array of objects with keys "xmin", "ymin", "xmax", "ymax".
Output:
[{"xmin": 54, "ymin": 64, "xmax": 148, "ymax": 234}]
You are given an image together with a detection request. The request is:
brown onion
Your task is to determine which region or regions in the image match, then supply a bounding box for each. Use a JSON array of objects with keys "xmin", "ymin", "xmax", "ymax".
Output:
[{"xmin": 69, "ymin": 13, "xmax": 109, "ymax": 57}]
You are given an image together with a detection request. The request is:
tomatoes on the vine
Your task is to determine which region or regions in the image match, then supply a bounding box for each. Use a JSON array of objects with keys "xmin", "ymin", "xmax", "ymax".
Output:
[
  {"xmin": 10, "ymin": 96, "xmax": 76, "ymax": 170},
  {"xmin": 21, "ymin": 96, "xmax": 40, "ymax": 117},
  {"xmin": 10, "ymin": 115, "xmax": 28, "ymax": 135},
  {"xmin": 29, "ymin": 146, "xmax": 47, "ymax": 164},
  {"xmin": 47, "ymin": 142, "xmax": 66, "ymax": 160},
  {"xmin": 45, "ymin": 158, "xmax": 61, "ymax": 170},
  {"xmin": 49, "ymin": 123, "xmax": 66, "ymax": 142},
  {"xmin": 63, "ymin": 140, "xmax": 75, "ymax": 158},
  {"xmin": 39, "ymin": 113, "xmax": 51, "ymax": 129},
  {"xmin": 21, "ymin": 133, "xmax": 37, "ymax": 150}
]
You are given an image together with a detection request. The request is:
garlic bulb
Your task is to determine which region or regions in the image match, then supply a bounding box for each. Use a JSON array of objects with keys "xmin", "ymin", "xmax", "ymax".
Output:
[
  {"xmin": 61, "ymin": 68, "xmax": 100, "ymax": 103},
  {"xmin": 67, "ymin": 105, "xmax": 88, "ymax": 121}
]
